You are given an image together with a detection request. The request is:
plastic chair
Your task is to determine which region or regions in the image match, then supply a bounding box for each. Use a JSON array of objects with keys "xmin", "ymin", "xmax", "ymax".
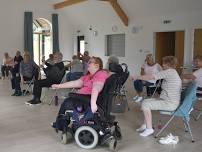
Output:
[
  {"xmin": 155, "ymin": 82, "xmax": 197, "ymax": 142},
  {"xmin": 194, "ymin": 88, "xmax": 202, "ymax": 120}
]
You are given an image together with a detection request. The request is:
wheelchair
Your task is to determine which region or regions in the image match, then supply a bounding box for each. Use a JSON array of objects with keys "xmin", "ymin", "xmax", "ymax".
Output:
[{"xmin": 54, "ymin": 65, "xmax": 124, "ymax": 151}]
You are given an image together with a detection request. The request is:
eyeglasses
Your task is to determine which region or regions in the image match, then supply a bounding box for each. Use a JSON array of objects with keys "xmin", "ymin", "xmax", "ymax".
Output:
[{"xmin": 88, "ymin": 60, "xmax": 96, "ymax": 65}]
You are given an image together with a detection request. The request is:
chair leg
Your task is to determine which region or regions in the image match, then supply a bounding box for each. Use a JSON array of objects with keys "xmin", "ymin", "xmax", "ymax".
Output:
[
  {"xmin": 155, "ymin": 115, "xmax": 175, "ymax": 138},
  {"xmin": 184, "ymin": 120, "xmax": 195, "ymax": 142},
  {"xmin": 49, "ymin": 91, "xmax": 57, "ymax": 105},
  {"xmin": 196, "ymin": 111, "xmax": 202, "ymax": 121}
]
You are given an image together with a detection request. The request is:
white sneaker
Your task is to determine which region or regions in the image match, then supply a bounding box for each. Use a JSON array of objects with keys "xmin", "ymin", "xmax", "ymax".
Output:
[
  {"xmin": 139, "ymin": 128, "xmax": 154, "ymax": 137},
  {"xmin": 135, "ymin": 96, "xmax": 144, "ymax": 103},
  {"xmin": 133, "ymin": 95, "xmax": 139, "ymax": 101},
  {"xmin": 159, "ymin": 133, "xmax": 179, "ymax": 145},
  {"xmin": 136, "ymin": 124, "xmax": 146, "ymax": 132},
  {"xmin": 159, "ymin": 133, "xmax": 173, "ymax": 140}
]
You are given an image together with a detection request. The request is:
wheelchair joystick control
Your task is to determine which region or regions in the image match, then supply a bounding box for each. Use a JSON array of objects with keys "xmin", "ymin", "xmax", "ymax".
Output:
[{"xmin": 54, "ymin": 95, "xmax": 58, "ymax": 106}]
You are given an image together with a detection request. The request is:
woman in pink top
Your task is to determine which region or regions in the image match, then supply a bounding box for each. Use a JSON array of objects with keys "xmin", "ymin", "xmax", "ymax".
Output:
[{"xmin": 52, "ymin": 57, "xmax": 109, "ymax": 121}]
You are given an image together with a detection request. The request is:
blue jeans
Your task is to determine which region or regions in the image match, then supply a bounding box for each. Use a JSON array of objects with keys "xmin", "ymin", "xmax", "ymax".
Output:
[
  {"xmin": 133, "ymin": 80, "xmax": 154, "ymax": 93},
  {"xmin": 66, "ymin": 72, "xmax": 83, "ymax": 81}
]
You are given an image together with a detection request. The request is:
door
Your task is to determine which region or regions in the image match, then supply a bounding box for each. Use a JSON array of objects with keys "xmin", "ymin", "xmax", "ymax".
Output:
[{"xmin": 155, "ymin": 31, "xmax": 184, "ymax": 73}]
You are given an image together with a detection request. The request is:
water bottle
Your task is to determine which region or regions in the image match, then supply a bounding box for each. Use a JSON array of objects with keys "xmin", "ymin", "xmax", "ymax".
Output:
[{"xmin": 54, "ymin": 95, "xmax": 58, "ymax": 106}]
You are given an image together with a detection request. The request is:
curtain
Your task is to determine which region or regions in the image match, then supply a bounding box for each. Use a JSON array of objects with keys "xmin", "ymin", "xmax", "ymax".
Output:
[
  {"xmin": 24, "ymin": 12, "xmax": 33, "ymax": 58},
  {"xmin": 52, "ymin": 14, "xmax": 59, "ymax": 52}
]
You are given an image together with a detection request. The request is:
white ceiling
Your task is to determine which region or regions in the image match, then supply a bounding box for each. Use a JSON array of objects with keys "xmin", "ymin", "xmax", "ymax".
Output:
[{"xmin": 51, "ymin": 0, "xmax": 202, "ymax": 26}]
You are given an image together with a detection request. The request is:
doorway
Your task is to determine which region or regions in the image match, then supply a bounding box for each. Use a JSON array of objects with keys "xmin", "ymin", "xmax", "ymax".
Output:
[
  {"xmin": 77, "ymin": 36, "xmax": 85, "ymax": 55},
  {"xmin": 155, "ymin": 31, "xmax": 185, "ymax": 73},
  {"xmin": 194, "ymin": 28, "xmax": 202, "ymax": 58},
  {"xmin": 33, "ymin": 18, "xmax": 52, "ymax": 65}
]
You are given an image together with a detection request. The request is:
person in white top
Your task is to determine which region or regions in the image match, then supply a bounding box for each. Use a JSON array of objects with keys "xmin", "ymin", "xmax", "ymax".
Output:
[
  {"xmin": 133, "ymin": 54, "xmax": 162, "ymax": 102},
  {"xmin": 1, "ymin": 52, "xmax": 14, "ymax": 79},
  {"xmin": 182, "ymin": 55, "xmax": 202, "ymax": 98},
  {"xmin": 135, "ymin": 56, "xmax": 182, "ymax": 137}
]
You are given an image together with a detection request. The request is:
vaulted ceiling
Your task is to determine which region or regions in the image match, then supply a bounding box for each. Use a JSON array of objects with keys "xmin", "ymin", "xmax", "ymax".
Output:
[{"xmin": 50, "ymin": 0, "xmax": 202, "ymax": 27}]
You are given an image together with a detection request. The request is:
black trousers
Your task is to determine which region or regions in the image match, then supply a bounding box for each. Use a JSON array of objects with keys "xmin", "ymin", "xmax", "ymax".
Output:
[{"xmin": 33, "ymin": 78, "xmax": 54, "ymax": 99}]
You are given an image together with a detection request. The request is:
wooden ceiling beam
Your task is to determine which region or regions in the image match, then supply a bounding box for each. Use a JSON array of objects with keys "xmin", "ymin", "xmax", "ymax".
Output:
[
  {"xmin": 54, "ymin": 0, "xmax": 87, "ymax": 9},
  {"xmin": 109, "ymin": 0, "xmax": 129, "ymax": 26}
]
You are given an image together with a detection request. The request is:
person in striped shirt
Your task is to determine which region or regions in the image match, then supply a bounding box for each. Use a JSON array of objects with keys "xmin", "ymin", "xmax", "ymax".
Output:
[{"xmin": 134, "ymin": 56, "xmax": 182, "ymax": 137}]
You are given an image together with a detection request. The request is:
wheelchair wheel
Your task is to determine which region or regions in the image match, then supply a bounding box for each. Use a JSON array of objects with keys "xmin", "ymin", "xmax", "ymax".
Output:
[
  {"xmin": 74, "ymin": 126, "xmax": 98, "ymax": 149},
  {"xmin": 61, "ymin": 132, "xmax": 72, "ymax": 144},
  {"xmin": 109, "ymin": 136, "xmax": 117, "ymax": 151}
]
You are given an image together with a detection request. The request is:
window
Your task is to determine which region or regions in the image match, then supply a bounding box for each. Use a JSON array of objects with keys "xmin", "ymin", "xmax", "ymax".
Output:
[{"xmin": 105, "ymin": 33, "xmax": 125, "ymax": 57}]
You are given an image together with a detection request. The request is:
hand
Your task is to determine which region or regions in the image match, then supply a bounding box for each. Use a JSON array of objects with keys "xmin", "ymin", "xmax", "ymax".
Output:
[
  {"xmin": 91, "ymin": 104, "xmax": 98, "ymax": 113},
  {"xmin": 51, "ymin": 84, "xmax": 60, "ymax": 89},
  {"xmin": 130, "ymin": 76, "xmax": 137, "ymax": 81}
]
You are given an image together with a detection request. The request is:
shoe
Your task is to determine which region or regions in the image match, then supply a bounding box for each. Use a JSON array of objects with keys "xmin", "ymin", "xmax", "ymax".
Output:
[
  {"xmin": 25, "ymin": 99, "xmax": 41, "ymax": 105},
  {"xmin": 136, "ymin": 124, "xmax": 146, "ymax": 132},
  {"xmin": 31, "ymin": 100, "xmax": 42, "ymax": 105},
  {"xmin": 139, "ymin": 128, "xmax": 154, "ymax": 137},
  {"xmin": 51, "ymin": 122, "xmax": 58, "ymax": 133},
  {"xmin": 135, "ymin": 96, "xmax": 144, "ymax": 103},
  {"xmin": 15, "ymin": 92, "xmax": 22, "ymax": 96},
  {"xmin": 11, "ymin": 92, "xmax": 17, "ymax": 96},
  {"xmin": 25, "ymin": 100, "xmax": 34, "ymax": 105},
  {"xmin": 133, "ymin": 95, "xmax": 139, "ymax": 101},
  {"xmin": 159, "ymin": 133, "xmax": 179, "ymax": 145},
  {"xmin": 159, "ymin": 133, "xmax": 173, "ymax": 140}
]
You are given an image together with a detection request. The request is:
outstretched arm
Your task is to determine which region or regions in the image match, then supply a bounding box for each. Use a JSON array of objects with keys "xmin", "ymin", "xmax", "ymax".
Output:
[{"xmin": 52, "ymin": 79, "xmax": 83, "ymax": 89}]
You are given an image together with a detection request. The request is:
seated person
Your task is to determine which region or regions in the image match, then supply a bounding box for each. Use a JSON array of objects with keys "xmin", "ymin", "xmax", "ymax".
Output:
[
  {"xmin": 10, "ymin": 50, "xmax": 23, "ymax": 95},
  {"xmin": 43, "ymin": 54, "xmax": 54, "ymax": 65},
  {"xmin": 105, "ymin": 55, "xmax": 119, "ymax": 70},
  {"xmin": 135, "ymin": 56, "xmax": 182, "ymax": 137},
  {"xmin": 1, "ymin": 52, "xmax": 14, "ymax": 79},
  {"xmin": 182, "ymin": 55, "xmax": 202, "ymax": 98},
  {"xmin": 66, "ymin": 55, "xmax": 83, "ymax": 81},
  {"xmin": 12, "ymin": 52, "xmax": 39, "ymax": 96},
  {"xmin": 133, "ymin": 54, "xmax": 162, "ymax": 102},
  {"xmin": 51, "ymin": 57, "xmax": 109, "ymax": 129},
  {"xmin": 79, "ymin": 51, "xmax": 91, "ymax": 75},
  {"xmin": 25, "ymin": 52, "xmax": 65, "ymax": 105}
]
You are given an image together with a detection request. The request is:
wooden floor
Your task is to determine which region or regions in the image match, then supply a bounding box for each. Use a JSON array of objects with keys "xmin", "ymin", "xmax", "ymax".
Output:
[{"xmin": 0, "ymin": 79, "xmax": 202, "ymax": 152}]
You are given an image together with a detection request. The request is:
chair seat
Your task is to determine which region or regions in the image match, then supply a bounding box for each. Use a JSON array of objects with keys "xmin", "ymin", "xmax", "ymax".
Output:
[{"xmin": 159, "ymin": 110, "xmax": 173, "ymax": 115}]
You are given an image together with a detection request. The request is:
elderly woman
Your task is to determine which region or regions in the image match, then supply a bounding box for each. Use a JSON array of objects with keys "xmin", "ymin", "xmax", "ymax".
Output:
[
  {"xmin": 133, "ymin": 54, "xmax": 162, "ymax": 102},
  {"xmin": 51, "ymin": 56, "xmax": 109, "ymax": 129},
  {"xmin": 26, "ymin": 52, "xmax": 65, "ymax": 105},
  {"xmin": 105, "ymin": 55, "xmax": 119, "ymax": 70},
  {"xmin": 135, "ymin": 56, "xmax": 182, "ymax": 137},
  {"xmin": 11, "ymin": 52, "xmax": 38, "ymax": 96},
  {"xmin": 1, "ymin": 52, "xmax": 14, "ymax": 79}
]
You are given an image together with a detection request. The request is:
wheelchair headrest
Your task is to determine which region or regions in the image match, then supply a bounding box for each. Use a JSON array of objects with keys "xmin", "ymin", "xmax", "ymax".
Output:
[{"xmin": 109, "ymin": 63, "xmax": 123, "ymax": 74}]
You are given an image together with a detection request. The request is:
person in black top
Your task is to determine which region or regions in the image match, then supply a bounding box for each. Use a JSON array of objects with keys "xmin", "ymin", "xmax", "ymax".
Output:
[
  {"xmin": 25, "ymin": 52, "xmax": 65, "ymax": 105},
  {"xmin": 11, "ymin": 50, "xmax": 23, "ymax": 96}
]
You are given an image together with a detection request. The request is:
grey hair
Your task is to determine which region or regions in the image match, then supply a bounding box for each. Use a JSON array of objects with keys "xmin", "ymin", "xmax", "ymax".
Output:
[{"xmin": 108, "ymin": 55, "xmax": 119, "ymax": 64}]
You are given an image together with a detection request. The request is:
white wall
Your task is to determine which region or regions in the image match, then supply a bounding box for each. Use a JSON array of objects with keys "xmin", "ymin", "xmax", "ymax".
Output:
[
  {"xmin": 72, "ymin": 10, "xmax": 202, "ymax": 75},
  {"xmin": 0, "ymin": 0, "xmax": 74, "ymax": 62}
]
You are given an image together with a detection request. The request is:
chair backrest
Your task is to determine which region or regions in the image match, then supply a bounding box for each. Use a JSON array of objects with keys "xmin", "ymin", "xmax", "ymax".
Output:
[
  {"xmin": 174, "ymin": 82, "xmax": 197, "ymax": 120},
  {"xmin": 109, "ymin": 63, "xmax": 129, "ymax": 93}
]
